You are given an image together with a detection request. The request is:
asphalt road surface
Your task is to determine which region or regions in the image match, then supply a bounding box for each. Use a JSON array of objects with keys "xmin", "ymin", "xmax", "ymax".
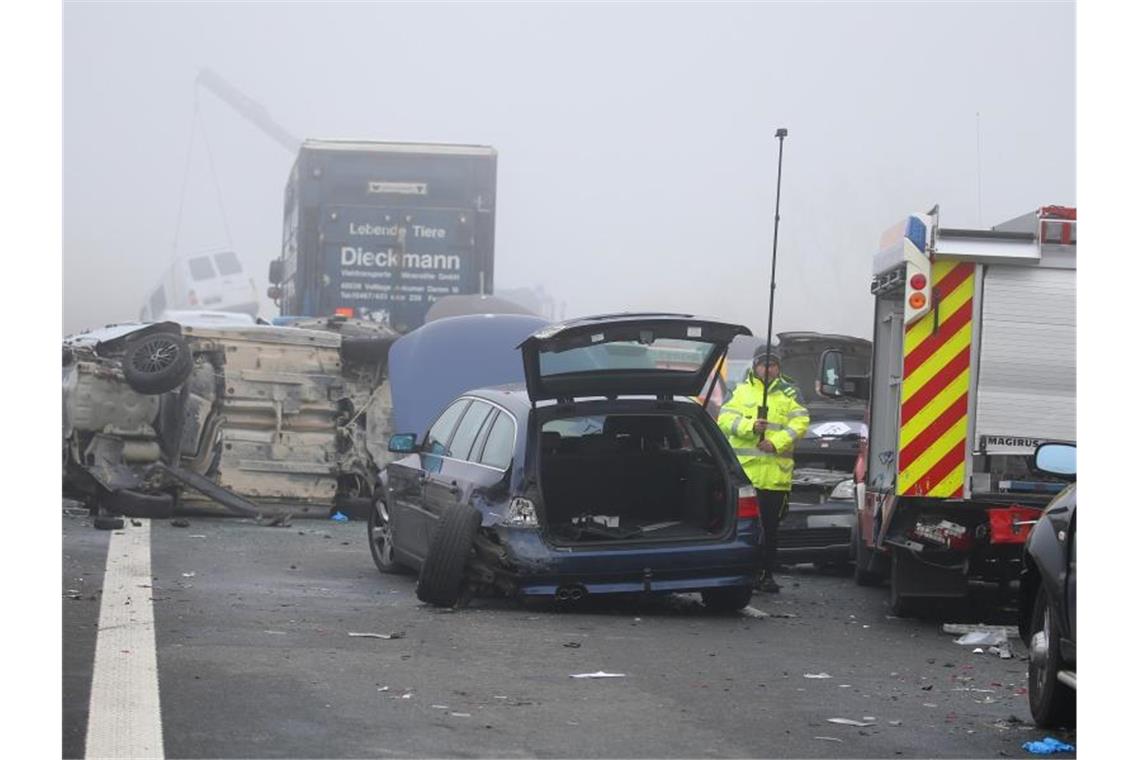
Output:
[{"xmin": 63, "ymin": 510, "xmax": 1077, "ymax": 759}]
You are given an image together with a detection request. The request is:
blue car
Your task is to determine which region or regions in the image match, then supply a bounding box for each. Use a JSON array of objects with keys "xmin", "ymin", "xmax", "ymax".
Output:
[{"xmin": 369, "ymin": 313, "xmax": 763, "ymax": 611}]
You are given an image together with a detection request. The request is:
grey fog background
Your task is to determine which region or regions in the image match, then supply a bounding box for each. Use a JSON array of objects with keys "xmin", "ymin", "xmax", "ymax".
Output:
[{"xmin": 63, "ymin": 1, "xmax": 1075, "ymax": 337}]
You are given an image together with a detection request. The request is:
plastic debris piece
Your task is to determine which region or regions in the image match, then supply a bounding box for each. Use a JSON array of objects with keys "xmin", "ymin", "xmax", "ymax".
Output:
[
  {"xmin": 563, "ymin": 642, "xmax": 582, "ymax": 648},
  {"xmin": 431, "ymin": 705, "xmax": 449, "ymax": 709},
  {"xmin": 942, "ymin": 623, "xmax": 1019, "ymax": 636},
  {"xmin": 400, "ymin": 693, "xmax": 413, "ymax": 699},
  {"xmin": 349, "ymin": 631, "xmax": 406, "ymax": 640},
  {"xmin": 814, "ymin": 737, "xmax": 843, "ymax": 743},
  {"xmin": 956, "ymin": 630, "xmax": 1008, "ymax": 647},
  {"xmin": 263, "ymin": 630, "xmax": 287, "ymax": 635},
  {"xmin": 181, "ymin": 572, "xmax": 196, "ymax": 578},
  {"xmin": 838, "ymin": 684, "xmax": 852, "ymax": 688},
  {"xmin": 450, "ymin": 712, "xmax": 472, "ymax": 718},
  {"xmin": 189, "ymin": 534, "xmax": 207, "ymax": 538},
  {"xmin": 741, "ymin": 606, "xmax": 770, "ymax": 619},
  {"xmin": 330, "ymin": 511, "xmax": 349, "ymax": 522},
  {"xmin": 972, "ymin": 648, "xmax": 985, "ymax": 654},
  {"xmin": 889, "ymin": 720, "xmax": 902, "ymax": 726},
  {"xmin": 922, "ymin": 703, "xmax": 937, "ymax": 708},
  {"xmin": 804, "ymin": 673, "xmax": 832, "ymax": 679},
  {"xmin": 1021, "ymin": 737, "xmax": 1075, "ymax": 754},
  {"xmin": 862, "ymin": 717, "xmax": 876, "ymax": 722},
  {"xmin": 570, "ymin": 671, "xmax": 626, "ymax": 678},
  {"xmin": 377, "ymin": 687, "xmax": 389, "ymax": 692},
  {"xmin": 827, "ymin": 718, "xmax": 876, "ymax": 727}
]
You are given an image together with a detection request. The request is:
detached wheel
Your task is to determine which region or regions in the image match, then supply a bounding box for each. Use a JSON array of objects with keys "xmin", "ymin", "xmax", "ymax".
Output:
[
  {"xmin": 416, "ymin": 503, "xmax": 481, "ymax": 607},
  {"xmin": 701, "ymin": 586, "xmax": 754, "ymax": 613},
  {"xmin": 122, "ymin": 332, "xmax": 193, "ymax": 395},
  {"xmin": 367, "ymin": 495, "xmax": 405, "ymax": 574},
  {"xmin": 1028, "ymin": 585, "xmax": 1076, "ymax": 727}
]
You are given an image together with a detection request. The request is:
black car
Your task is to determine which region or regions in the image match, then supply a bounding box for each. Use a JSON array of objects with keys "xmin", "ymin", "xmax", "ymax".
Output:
[
  {"xmin": 369, "ymin": 313, "xmax": 763, "ymax": 611},
  {"xmin": 1018, "ymin": 442, "xmax": 1076, "ymax": 728}
]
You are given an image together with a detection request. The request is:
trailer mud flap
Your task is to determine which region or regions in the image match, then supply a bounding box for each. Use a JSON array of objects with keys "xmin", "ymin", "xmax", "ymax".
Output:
[{"xmin": 888, "ymin": 543, "xmax": 968, "ymax": 599}]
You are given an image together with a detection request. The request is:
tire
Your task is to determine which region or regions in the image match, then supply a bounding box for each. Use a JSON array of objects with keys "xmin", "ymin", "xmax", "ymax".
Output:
[
  {"xmin": 93, "ymin": 515, "xmax": 124, "ymax": 531},
  {"xmin": 701, "ymin": 586, "xmax": 754, "ymax": 613},
  {"xmin": 853, "ymin": 527, "xmax": 882, "ymax": 587},
  {"xmin": 367, "ymin": 495, "xmax": 405, "ymax": 574},
  {"xmin": 122, "ymin": 332, "xmax": 193, "ymax": 395},
  {"xmin": 1028, "ymin": 585, "xmax": 1076, "ymax": 728},
  {"xmin": 415, "ymin": 503, "xmax": 481, "ymax": 607}
]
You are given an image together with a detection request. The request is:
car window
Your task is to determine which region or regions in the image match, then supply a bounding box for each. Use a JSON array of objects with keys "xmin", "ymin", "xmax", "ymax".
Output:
[
  {"xmin": 213, "ymin": 251, "xmax": 243, "ymax": 276},
  {"xmin": 479, "ymin": 411, "xmax": 516, "ymax": 470},
  {"xmin": 187, "ymin": 256, "xmax": 217, "ymax": 281},
  {"xmin": 424, "ymin": 400, "xmax": 470, "ymax": 455},
  {"xmin": 447, "ymin": 401, "xmax": 493, "ymax": 460}
]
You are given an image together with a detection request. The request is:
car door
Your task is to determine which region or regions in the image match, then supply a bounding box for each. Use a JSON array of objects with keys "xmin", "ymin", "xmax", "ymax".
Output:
[
  {"xmin": 389, "ymin": 399, "xmax": 469, "ymax": 567},
  {"xmin": 422, "ymin": 399, "xmax": 496, "ymax": 525}
]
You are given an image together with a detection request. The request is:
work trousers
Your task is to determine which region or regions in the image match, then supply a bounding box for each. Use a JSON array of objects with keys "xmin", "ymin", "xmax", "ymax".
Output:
[{"xmin": 757, "ymin": 489, "xmax": 789, "ymax": 576}]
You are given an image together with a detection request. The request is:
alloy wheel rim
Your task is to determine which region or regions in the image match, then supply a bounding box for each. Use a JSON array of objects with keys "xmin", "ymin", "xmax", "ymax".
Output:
[
  {"xmin": 132, "ymin": 338, "xmax": 180, "ymax": 373},
  {"xmin": 1033, "ymin": 606, "xmax": 1051, "ymax": 693},
  {"xmin": 371, "ymin": 501, "xmax": 393, "ymax": 564}
]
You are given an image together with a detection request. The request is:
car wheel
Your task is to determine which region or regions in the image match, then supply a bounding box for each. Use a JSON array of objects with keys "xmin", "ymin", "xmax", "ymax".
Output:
[
  {"xmin": 1028, "ymin": 585, "xmax": 1076, "ymax": 727},
  {"xmin": 701, "ymin": 586, "xmax": 754, "ymax": 613},
  {"xmin": 367, "ymin": 495, "xmax": 404, "ymax": 574},
  {"xmin": 416, "ymin": 503, "xmax": 481, "ymax": 607},
  {"xmin": 122, "ymin": 332, "xmax": 194, "ymax": 395}
]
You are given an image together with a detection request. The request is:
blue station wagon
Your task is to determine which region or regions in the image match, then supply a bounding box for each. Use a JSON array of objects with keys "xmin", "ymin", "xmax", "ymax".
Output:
[{"xmin": 368, "ymin": 313, "xmax": 764, "ymax": 611}]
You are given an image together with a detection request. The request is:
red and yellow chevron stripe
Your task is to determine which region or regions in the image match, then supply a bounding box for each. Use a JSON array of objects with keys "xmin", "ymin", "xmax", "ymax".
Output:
[{"xmin": 897, "ymin": 261, "xmax": 975, "ymax": 498}]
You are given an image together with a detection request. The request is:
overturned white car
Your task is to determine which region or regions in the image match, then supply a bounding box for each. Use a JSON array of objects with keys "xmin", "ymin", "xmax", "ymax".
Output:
[{"xmin": 62, "ymin": 317, "xmax": 397, "ymax": 522}]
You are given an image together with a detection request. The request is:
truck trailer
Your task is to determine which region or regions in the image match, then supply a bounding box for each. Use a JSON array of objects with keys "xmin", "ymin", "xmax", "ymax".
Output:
[
  {"xmin": 822, "ymin": 205, "xmax": 1076, "ymax": 615},
  {"xmin": 269, "ymin": 139, "xmax": 497, "ymax": 333}
]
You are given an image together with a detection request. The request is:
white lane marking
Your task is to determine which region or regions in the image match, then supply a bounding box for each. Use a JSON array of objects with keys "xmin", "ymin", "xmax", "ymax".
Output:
[{"xmin": 85, "ymin": 520, "xmax": 164, "ymax": 759}]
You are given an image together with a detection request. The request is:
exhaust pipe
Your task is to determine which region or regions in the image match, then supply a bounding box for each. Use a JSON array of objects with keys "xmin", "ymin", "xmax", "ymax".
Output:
[{"xmin": 556, "ymin": 585, "xmax": 587, "ymax": 602}]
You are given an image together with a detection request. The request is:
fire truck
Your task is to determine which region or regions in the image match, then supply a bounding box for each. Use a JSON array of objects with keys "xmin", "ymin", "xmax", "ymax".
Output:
[{"xmin": 820, "ymin": 205, "xmax": 1076, "ymax": 615}]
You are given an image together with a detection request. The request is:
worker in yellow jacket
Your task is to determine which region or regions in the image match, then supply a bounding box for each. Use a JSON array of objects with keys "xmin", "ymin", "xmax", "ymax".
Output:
[{"xmin": 717, "ymin": 342, "xmax": 810, "ymax": 592}]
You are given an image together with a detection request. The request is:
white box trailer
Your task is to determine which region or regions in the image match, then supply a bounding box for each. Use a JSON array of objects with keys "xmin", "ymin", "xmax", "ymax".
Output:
[{"xmin": 826, "ymin": 205, "xmax": 1075, "ymax": 615}]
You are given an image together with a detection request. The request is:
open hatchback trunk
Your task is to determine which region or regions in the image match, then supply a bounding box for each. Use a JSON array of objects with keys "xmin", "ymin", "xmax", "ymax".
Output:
[
  {"xmin": 538, "ymin": 410, "xmax": 735, "ymax": 545},
  {"xmin": 520, "ymin": 313, "xmax": 752, "ymax": 546}
]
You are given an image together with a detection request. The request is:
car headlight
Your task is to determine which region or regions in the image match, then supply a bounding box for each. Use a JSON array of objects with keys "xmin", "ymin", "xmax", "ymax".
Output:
[
  {"xmin": 830, "ymin": 479, "xmax": 856, "ymax": 501},
  {"xmin": 505, "ymin": 497, "xmax": 538, "ymax": 526}
]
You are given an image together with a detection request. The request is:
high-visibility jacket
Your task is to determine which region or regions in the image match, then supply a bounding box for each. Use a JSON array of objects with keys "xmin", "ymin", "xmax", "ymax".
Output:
[{"xmin": 717, "ymin": 371, "xmax": 810, "ymax": 492}]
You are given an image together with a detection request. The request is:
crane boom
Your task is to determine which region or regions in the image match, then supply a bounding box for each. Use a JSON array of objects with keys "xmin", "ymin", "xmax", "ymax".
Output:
[{"xmin": 195, "ymin": 68, "xmax": 301, "ymax": 154}]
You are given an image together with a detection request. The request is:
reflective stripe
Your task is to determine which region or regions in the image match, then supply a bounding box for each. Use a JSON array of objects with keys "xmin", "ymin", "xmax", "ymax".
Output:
[
  {"xmin": 733, "ymin": 448, "xmax": 794, "ymax": 461},
  {"xmin": 720, "ymin": 408, "xmax": 744, "ymax": 418},
  {"xmin": 786, "ymin": 409, "xmax": 810, "ymax": 419},
  {"xmin": 731, "ymin": 417, "xmax": 746, "ymax": 435}
]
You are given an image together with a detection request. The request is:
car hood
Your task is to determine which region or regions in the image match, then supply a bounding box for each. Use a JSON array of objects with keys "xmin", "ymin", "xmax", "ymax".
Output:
[{"xmin": 388, "ymin": 314, "xmax": 551, "ymax": 436}]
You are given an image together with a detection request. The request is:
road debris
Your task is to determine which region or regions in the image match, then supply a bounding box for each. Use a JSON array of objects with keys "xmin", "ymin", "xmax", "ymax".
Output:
[
  {"xmin": 181, "ymin": 572, "xmax": 196, "ymax": 578},
  {"xmin": 330, "ymin": 511, "xmax": 349, "ymax": 522},
  {"xmin": 431, "ymin": 705, "xmax": 449, "ymax": 710},
  {"xmin": 563, "ymin": 642, "xmax": 582, "ymax": 648},
  {"xmin": 813, "ymin": 736, "xmax": 843, "ymax": 743},
  {"xmin": 803, "ymin": 673, "xmax": 832, "ymax": 679},
  {"xmin": 942, "ymin": 623, "xmax": 1019, "ymax": 637},
  {"xmin": 263, "ymin": 631, "xmax": 287, "ymax": 635},
  {"xmin": 1022, "ymin": 737, "xmax": 1075, "ymax": 754},
  {"xmin": 189, "ymin": 534, "xmax": 207, "ymax": 539},
  {"xmin": 827, "ymin": 718, "xmax": 876, "ymax": 727},
  {"xmin": 257, "ymin": 513, "xmax": 293, "ymax": 528},
  {"xmin": 377, "ymin": 687, "xmax": 389, "ymax": 692},
  {"xmin": 348, "ymin": 631, "xmax": 406, "ymax": 640},
  {"xmin": 888, "ymin": 720, "xmax": 902, "ymax": 726},
  {"xmin": 450, "ymin": 712, "xmax": 471, "ymax": 718},
  {"xmin": 955, "ymin": 630, "xmax": 1008, "ymax": 647},
  {"xmin": 741, "ymin": 606, "xmax": 769, "ymax": 619},
  {"xmin": 171, "ymin": 519, "xmax": 191, "ymax": 528},
  {"xmin": 130, "ymin": 519, "xmax": 142, "ymax": 527},
  {"xmin": 570, "ymin": 671, "xmax": 626, "ymax": 679}
]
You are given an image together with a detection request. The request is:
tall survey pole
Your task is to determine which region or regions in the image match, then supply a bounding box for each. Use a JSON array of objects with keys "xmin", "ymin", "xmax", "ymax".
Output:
[{"xmin": 759, "ymin": 128, "xmax": 789, "ymax": 418}]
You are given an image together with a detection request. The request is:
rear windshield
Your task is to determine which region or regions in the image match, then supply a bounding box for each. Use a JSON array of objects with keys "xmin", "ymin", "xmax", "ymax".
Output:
[
  {"xmin": 214, "ymin": 251, "xmax": 243, "ymax": 276},
  {"xmin": 187, "ymin": 256, "xmax": 217, "ymax": 281},
  {"xmin": 540, "ymin": 338, "xmax": 715, "ymax": 376}
]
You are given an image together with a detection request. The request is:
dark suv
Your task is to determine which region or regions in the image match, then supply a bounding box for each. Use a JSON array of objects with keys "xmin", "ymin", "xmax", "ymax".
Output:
[
  {"xmin": 369, "ymin": 313, "xmax": 763, "ymax": 611},
  {"xmin": 1019, "ymin": 442, "xmax": 1076, "ymax": 728}
]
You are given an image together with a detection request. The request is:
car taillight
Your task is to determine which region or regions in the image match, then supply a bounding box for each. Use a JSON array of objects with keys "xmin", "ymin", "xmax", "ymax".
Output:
[
  {"xmin": 737, "ymin": 485, "xmax": 759, "ymax": 519},
  {"xmin": 334, "ymin": 307, "xmax": 354, "ymax": 318}
]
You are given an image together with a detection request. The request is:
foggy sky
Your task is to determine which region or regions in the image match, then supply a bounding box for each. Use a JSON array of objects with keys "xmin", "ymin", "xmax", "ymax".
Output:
[{"xmin": 63, "ymin": 1, "xmax": 1075, "ymax": 338}]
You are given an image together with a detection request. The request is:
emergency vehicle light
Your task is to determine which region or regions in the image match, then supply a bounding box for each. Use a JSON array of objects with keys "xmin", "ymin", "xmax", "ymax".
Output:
[
  {"xmin": 910, "ymin": 273, "xmax": 927, "ymax": 290},
  {"xmin": 908, "ymin": 292, "xmax": 927, "ymax": 309}
]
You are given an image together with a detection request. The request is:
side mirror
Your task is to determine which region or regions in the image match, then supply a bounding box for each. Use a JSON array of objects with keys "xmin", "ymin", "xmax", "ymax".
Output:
[
  {"xmin": 1033, "ymin": 442, "xmax": 1076, "ymax": 480},
  {"xmin": 819, "ymin": 349, "xmax": 845, "ymax": 398},
  {"xmin": 268, "ymin": 259, "xmax": 284, "ymax": 285},
  {"xmin": 388, "ymin": 433, "xmax": 418, "ymax": 453}
]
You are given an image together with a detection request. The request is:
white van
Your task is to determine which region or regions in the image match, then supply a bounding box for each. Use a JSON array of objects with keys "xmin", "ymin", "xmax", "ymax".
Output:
[{"xmin": 139, "ymin": 251, "xmax": 259, "ymax": 321}]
